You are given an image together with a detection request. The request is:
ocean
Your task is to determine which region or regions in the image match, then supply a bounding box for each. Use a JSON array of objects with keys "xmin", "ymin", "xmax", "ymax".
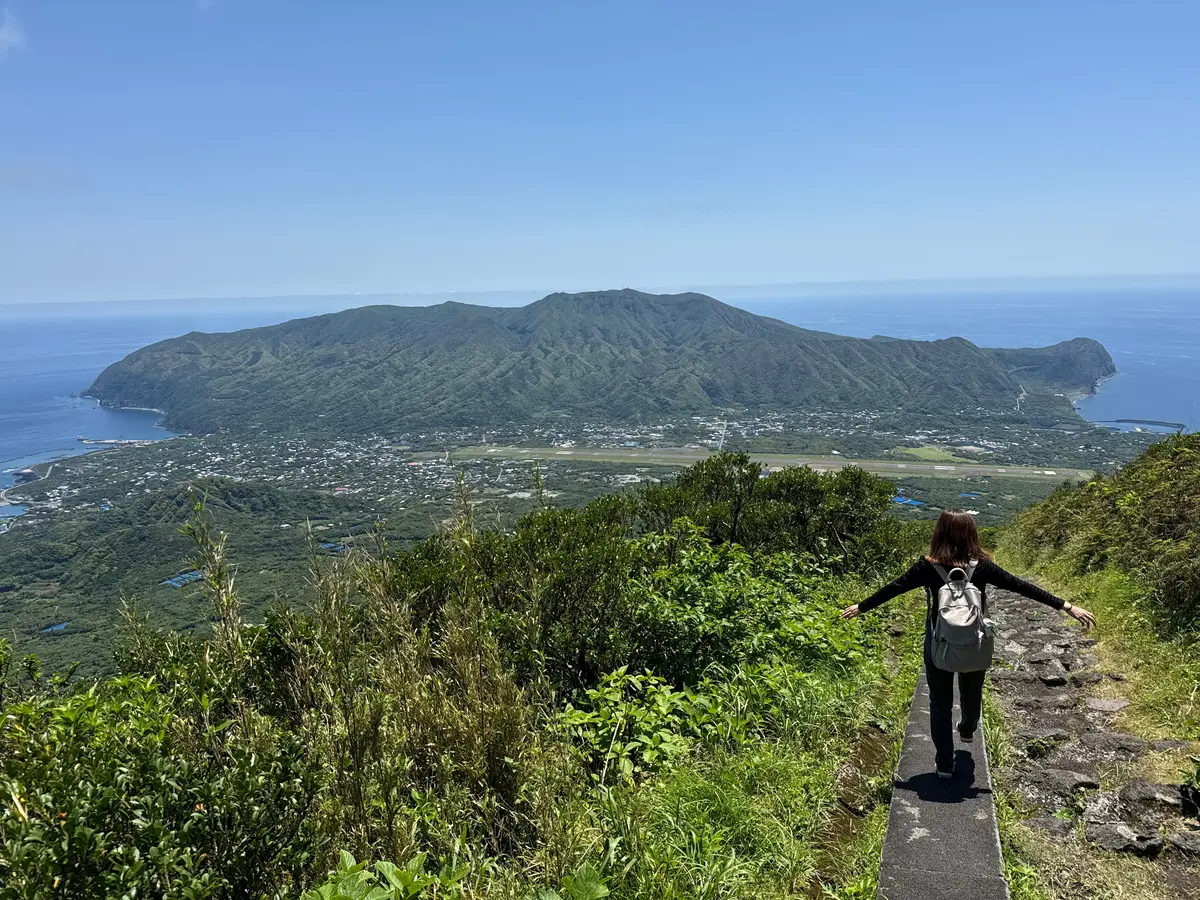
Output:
[
  {"xmin": 0, "ymin": 307, "xmax": 298, "ymax": 493},
  {"xmin": 1, "ymin": 288, "xmax": 1196, "ymax": 497}
]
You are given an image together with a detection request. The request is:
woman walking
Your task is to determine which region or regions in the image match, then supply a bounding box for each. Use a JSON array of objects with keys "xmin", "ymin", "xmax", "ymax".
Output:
[{"xmin": 839, "ymin": 510, "xmax": 1096, "ymax": 779}]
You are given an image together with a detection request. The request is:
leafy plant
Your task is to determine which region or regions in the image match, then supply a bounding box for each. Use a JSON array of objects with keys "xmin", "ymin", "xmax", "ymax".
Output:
[
  {"xmin": 302, "ymin": 851, "xmax": 467, "ymax": 900},
  {"xmin": 561, "ymin": 668, "xmax": 700, "ymax": 783}
]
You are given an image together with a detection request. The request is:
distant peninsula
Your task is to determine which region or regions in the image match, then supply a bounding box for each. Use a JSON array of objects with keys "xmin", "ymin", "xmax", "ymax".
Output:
[{"xmin": 84, "ymin": 289, "xmax": 1116, "ymax": 434}]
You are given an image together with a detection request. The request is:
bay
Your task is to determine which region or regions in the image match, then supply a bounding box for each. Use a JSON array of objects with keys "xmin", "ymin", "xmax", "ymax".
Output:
[{"xmin": 0, "ymin": 307, "xmax": 305, "ymax": 492}]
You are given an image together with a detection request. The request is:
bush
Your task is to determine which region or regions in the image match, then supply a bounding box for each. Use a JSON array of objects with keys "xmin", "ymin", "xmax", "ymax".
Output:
[
  {"xmin": 0, "ymin": 677, "xmax": 319, "ymax": 899},
  {"xmin": 1003, "ymin": 434, "xmax": 1200, "ymax": 632},
  {"xmin": 1, "ymin": 454, "xmax": 907, "ymax": 898}
]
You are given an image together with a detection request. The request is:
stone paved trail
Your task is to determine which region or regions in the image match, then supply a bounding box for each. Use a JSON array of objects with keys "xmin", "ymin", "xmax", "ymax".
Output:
[{"xmin": 987, "ymin": 588, "xmax": 1200, "ymax": 894}]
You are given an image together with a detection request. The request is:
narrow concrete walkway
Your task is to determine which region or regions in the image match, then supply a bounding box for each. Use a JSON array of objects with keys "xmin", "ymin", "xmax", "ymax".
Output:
[{"xmin": 877, "ymin": 672, "xmax": 1009, "ymax": 900}]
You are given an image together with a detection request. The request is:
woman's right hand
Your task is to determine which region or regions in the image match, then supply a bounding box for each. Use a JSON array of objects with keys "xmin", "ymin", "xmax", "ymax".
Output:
[
  {"xmin": 839, "ymin": 604, "xmax": 861, "ymax": 620},
  {"xmin": 1066, "ymin": 604, "xmax": 1097, "ymax": 630}
]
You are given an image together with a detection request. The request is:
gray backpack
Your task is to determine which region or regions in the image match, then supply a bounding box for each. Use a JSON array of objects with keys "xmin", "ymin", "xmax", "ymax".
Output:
[{"xmin": 930, "ymin": 562, "xmax": 995, "ymax": 672}]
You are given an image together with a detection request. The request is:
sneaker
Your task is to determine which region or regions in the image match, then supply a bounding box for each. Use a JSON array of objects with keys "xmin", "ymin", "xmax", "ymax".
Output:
[
  {"xmin": 957, "ymin": 723, "xmax": 976, "ymax": 743},
  {"xmin": 936, "ymin": 766, "xmax": 954, "ymax": 780}
]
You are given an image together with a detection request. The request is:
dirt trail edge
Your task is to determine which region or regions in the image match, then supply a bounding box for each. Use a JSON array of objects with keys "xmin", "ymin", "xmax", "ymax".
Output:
[{"xmin": 877, "ymin": 670, "xmax": 1008, "ymax": 899}]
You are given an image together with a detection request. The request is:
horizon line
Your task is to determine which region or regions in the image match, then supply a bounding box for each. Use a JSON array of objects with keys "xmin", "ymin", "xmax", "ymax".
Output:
[{"xmin": 3, "ymin": 271, "xmax": 1200, "ymax": 309}]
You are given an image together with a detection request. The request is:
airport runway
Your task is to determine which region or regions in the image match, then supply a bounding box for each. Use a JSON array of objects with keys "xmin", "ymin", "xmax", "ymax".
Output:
[{"xmin": 452, "ymin": 446, "xmax": 1091, "ymax": 481}]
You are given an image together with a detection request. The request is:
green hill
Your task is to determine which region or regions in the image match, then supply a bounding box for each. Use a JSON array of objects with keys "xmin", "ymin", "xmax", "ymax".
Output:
[{"xmin": 84, "ymin": 290, "xmax": 1115, "ymax": 433}]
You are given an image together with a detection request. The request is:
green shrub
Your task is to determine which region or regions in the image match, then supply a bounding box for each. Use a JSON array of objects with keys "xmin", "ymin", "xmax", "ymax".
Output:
[
  {"xmin": 0, "ymin": 677, "xmax": 319, "ymax": 900},
  {"xmin": 0, "ymin": 454, "xmax": 909, "ymax": 897},
  {"xmin": 1003, "ymin": 434, "xmax": 1200, "ymax": 631}
]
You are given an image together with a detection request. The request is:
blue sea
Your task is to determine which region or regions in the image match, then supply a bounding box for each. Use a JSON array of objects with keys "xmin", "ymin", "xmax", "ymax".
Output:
[
  {"xmin": 0, "ymin": 306, "xmax": 306, "ymax": 493},
  {"xmin": 1, "ymin": 288, "xmax": 1196, "ymax": 500}
]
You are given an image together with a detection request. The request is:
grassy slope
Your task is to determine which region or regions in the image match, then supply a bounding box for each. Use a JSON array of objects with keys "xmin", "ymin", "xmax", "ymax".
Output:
[
  {"xmin": 978, "ymin": 436, "xmax": 1200, "ymax": 898},
  {"xmin": 1, "ymin": 456, "xmax": 932, "ymax": 899}
]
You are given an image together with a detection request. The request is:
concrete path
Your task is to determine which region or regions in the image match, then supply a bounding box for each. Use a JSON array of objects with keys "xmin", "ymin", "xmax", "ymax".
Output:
[{"xmin": 877, "ymin": 672, "xmax": 1009, "ymax": 900}]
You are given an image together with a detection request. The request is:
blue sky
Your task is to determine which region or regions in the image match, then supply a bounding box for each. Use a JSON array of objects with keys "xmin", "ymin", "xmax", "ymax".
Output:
[{"xmin": 1, "ymin": 1, "xmax": 1198, "ymax": 303}]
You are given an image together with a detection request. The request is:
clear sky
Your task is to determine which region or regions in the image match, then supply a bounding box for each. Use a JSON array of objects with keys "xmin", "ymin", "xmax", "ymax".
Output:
[{"xmin": 1, "ymin": 1, "xmax": 1198, "ymax": 303}]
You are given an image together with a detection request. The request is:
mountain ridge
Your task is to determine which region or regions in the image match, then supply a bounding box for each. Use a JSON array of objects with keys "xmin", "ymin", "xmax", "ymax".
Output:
[{"xmin": 84, "ymin": 289, "xmax": 1116, "ymax": 433}]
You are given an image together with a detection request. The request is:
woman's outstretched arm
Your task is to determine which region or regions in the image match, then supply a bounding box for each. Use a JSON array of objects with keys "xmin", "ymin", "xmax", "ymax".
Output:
[
  {"xmin": 840, "ymin": 559, "xmax": 926, "ymax": 619},
  {"xmin": 984, "ymin": 561, "xmax": 1097, "ymax": 629}
]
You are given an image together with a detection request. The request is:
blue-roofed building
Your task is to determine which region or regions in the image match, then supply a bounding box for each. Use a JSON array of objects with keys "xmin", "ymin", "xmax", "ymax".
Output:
[
  {"xmin": 161, "ymin": 570, "xmax": 204, "ymax": 588},
  {"xmin": 41, "ymin": 622, "xmax": 70, "ymax": 634}
]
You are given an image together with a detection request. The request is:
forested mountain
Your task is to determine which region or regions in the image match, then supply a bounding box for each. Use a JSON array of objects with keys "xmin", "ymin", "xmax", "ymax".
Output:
[{"xmin": 85, "ymin": 290, "xmax": 1115, "ymax": 433}]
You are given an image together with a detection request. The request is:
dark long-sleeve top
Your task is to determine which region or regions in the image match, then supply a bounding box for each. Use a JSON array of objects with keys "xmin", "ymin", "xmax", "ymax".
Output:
[{"xmin": 859, "ymin": 557, "xmax": 1066, "ymax": 620}]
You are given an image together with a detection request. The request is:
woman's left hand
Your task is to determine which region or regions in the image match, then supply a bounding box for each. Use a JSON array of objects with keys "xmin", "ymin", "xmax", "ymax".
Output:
[
  {"xmin": 839, "ymin": 604, "xmax": 861, "ymax": 620},
  {"xmin": 1066, "ymin": 604, "xmax": 1097, "ymax": 630}
]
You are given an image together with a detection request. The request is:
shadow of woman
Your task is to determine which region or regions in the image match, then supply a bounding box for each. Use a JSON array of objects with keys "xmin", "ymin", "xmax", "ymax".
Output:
[{"xmin": 895, "ymin": 750, "xmax": 991, "ymax": 803}]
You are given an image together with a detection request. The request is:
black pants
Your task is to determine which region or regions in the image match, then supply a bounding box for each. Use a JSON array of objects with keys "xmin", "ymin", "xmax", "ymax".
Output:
[{"xmin": 925, "ymin": 639, "xmax": 986, "ymax": 771}]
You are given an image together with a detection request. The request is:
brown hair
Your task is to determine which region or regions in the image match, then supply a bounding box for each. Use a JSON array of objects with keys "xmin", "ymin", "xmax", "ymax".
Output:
[{"xmin": 927, "ymin": 510, "xmax": 992, "ymax": 567}]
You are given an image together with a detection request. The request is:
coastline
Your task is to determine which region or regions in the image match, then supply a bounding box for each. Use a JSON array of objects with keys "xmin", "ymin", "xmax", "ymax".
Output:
[{"xmin": 1070, "ymin": 372, "xmax": 1117, "ymax": 415}]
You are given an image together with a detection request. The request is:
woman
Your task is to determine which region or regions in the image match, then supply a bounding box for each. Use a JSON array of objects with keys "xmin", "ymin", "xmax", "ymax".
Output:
[{"xmin": 839, "ymin": 510, "xmax": 1096, "ymax": 779}]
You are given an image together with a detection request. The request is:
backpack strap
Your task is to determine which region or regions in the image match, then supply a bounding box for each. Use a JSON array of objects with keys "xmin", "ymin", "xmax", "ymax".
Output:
[{"xmin": 933, "ymin": 561, "xmax": 979, "ymax": 585}]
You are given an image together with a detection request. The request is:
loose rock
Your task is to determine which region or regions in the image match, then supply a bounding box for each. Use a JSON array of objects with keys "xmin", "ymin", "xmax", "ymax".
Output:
[
  {"xmin": 1152, "ymin": 739, "xmax": 1191, "ymax": 752},
  {"xmin": 1029, "ymin": 650, "xmax": 1064, "ymax": 664},
  {"xmin": 1085, "ymin": 697, "xmax": 1130, "ymax": 713},
  {"xmin": 1167, "ymin": 831, "xmax": 1200, "ymax": 855},
  {"xmin": 1079, "ymin": 732, "xmax": 1147, "ymax": 757},
  {"xmin": 1037, "ymin": 658, "xmax": 1069, "ymax": 686},
  {"xmin": 1119, "ymin": 779, "xmax": 1183, "ymax": 812},
  {"xmin": 1086, "ymin": 823, "xmax": 1164, "ymax": 856},
  {"xmin": 1031, "ymin": 768, "xmax": 1100, "ymax": 793},
  {"xmin": 1082, "ymin": 791, "xmax": 1123, "ymax": 824},
  {"xmin": 991, "ymin": 668, "xmax": 1038, "ymax": 684},
  {"xmin": 1069, "ymin": 671, "xmax": 1104, "ymax": 686}
]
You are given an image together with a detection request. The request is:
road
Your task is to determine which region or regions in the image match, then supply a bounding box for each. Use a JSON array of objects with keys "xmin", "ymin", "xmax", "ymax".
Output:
[
  {"xmin": 451, "ymin": 446, "xmax": 1091, "ymax": 482},
  {"xmin": 0, "ymin": 463, "xmax": 54, "ymax": 506}
]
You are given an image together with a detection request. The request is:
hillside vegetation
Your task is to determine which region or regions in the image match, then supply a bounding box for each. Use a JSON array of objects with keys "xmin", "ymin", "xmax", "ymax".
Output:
[
  {"xmin": 84, "ymin": 290, "xmax": 1115, "ymax": 433},
  {"xmin": 1002, "ymin": 433, "xmax": 1200, "ymax": 634},
  {"xmin": 0, "ymin": 478, "xmax": 437, "ymax": 677},
  {"xmin": 0, "ymin": 454, "xmax": 924, "ymax": 899}
]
